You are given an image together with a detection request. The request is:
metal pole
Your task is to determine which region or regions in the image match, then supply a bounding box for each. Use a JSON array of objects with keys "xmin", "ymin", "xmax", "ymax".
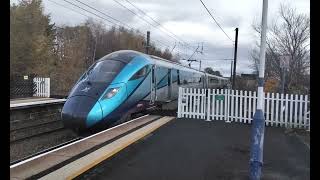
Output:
[
  {"xmin": 146, "ymin": 31, "xmax": 150, "ymax": 54},
  {"xmin": 249, "ymin": 0, "xmax": 268, "ymax": 179},
  {"xmin": 232, "ymin": 28, "xmax": 239, "ymax": 89},
  {"xmin": 230, "ymin": 60, "xmax": 233, "ymax": 84}
]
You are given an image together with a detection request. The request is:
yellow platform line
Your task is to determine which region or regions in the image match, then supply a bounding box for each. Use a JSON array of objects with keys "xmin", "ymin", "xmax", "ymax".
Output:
[{"xmin": 39, "ymin": 116, "xmax": 175, "ymax": 180}]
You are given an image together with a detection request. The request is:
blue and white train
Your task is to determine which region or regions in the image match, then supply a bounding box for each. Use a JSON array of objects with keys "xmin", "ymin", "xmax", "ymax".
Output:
[{"xmin": 61, "ymin": 50, "xmax": 228, "ymax": 132}]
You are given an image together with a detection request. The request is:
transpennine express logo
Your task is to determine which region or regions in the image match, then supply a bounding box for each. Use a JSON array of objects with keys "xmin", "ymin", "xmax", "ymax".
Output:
[{"xmin": 81, "ymin": 87, "xmax": 90, "ymax": 92}]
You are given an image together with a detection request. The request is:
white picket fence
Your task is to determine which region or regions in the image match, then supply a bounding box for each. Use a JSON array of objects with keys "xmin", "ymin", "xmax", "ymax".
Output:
[
  {"xmin": 33, "ymin": 77, "xmax": 50, "ymax": 97},
  {"xmin": 177, "ymin": 87, "xmax": 310, "ymax": 130}
]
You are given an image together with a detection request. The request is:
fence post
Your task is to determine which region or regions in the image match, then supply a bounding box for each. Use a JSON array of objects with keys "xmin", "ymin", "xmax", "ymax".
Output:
[
  {"xmin": 206, "ymin": 88, "xmax": 211, "ymax": 121},
  {"xmin": 177, "ymin": 87, "xmax": 182, "ymax": 118},
  {"xmin": 47, "ymin": 78, "xmax": 50, "ymax": 98},
  {"xmin": 33, "ymin": 78, "xmax": 36, "ymax": 97},
  {"xmin": 284, "ymin": 94, "xmax": 289, "ymax": 128},
  {"xmin": 225, "ymin": 89, "xmax": 231, "ymax": 123},
  {"xmin": 304, "ymin": 95, "xmax": 309, "ymax": 131}
]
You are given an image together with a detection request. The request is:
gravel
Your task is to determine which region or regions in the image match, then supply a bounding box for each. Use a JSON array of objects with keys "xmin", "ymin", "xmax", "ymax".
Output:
[{"xmin": 10, "ymin": 129, "xmax": 78, "ymax": 162}]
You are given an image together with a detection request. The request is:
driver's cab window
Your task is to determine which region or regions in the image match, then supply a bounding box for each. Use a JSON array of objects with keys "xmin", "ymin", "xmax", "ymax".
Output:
[{"xmin": 130, "ymin": 66, "xmax": 149, "ymax": 80}]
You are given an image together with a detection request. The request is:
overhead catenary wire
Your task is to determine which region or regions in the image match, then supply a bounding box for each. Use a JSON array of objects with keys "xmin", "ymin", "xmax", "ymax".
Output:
[
  {"xmin": 74, "ymin": 0, "xmax": 134, "ymax": 30},
  {"xmin": 58, "ymin": 0, "xmax": 173, "ymax": 52},
  {"xmin": 123, "ymin": 0, "xmax": 192, "ymax": 49},
  {"xmin": 49, "ymin": 0, "xmax": 206, "ymax": 61},
  {"xmin": 112, "ymin": 0, "xmax": 175, "ymax": 42},
  {"xmin": 199, "ymin": 0, "xmax": 234, "ymax": 42},
  {"xmin": 61, "ymin": 0, "xmax": 117, "ymax": 26},
  {"xmin": 73, "ymin": 0, "xmax": 184, "ymax": 54},
  {"xmin": 200, "ymin": 58, "xmax": 234, "ymax": 61},
  {"xmin": 47, "ymin": 0, "xmax": 103, "ymax": 22},
  {"xmin": 112, "ymin": 0, "xmax": 196, "ymax": 52},
  {"xmin": 75, "ymin": 0, "xmax": 182, "ymax": 51}
]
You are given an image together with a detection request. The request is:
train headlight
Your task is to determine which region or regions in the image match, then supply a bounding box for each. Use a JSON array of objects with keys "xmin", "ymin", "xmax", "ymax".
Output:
[{"xmin": 103, "ymin": 87, "xmax": 120, "ymax": 99}]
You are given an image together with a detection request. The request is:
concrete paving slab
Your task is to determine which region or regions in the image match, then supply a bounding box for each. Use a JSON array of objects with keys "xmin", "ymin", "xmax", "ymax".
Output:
[
  {"xmin": 77, "ymin": 118, "xmax": 309, "ymax": 180},
  {"xmin": 10, "ymin": 98, "xmax": 53, "ymax": 104},
  {"xmin": 10, "ymin": 154, "xmax": 68, "ymax": 179},
  {"xmin": 10, "ymin": 98, "xmax": 66, "ymax": 109},
  {"xmin": 40, "ymin": 116, "xmax": 174, "ymax": 180},
  {"xmin": 10, "ymin": 114, "xmax": 161, "ymax": 179}
]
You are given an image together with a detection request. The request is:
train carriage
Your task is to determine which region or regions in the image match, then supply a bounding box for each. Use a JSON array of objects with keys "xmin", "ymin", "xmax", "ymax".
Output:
[{"xmin": 61, "ymin": 50, "xmax": 228, "ymax": 132}]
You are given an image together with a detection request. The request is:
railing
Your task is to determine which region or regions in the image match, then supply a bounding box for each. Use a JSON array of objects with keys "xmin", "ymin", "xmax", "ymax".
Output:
[
  {"xmin": 33, "ymin": 77, "xmax": 50, "ymax": 98},
  {"xmin": 177, "ymin": 88, "xmax": 310, "ymax": 130}
]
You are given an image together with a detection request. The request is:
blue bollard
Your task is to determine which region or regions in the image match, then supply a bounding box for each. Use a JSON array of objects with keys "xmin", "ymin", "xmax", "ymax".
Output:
[{"xmin": 249, "ymin": 109, "xmax": 265, "ymax": 180}]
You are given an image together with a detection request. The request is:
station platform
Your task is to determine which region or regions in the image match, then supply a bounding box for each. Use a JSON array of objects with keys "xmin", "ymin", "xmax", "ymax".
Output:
[
  {"xmin": 10, "ymin": 97, "xmax": 66, "ymax": 109},
  {"xmin": 10, "ymin": 116, "xmax": 309, "ymax": 179},
  {"xmin": 77, "ymin": 118, "xmax": 310, "ymax": 180}
]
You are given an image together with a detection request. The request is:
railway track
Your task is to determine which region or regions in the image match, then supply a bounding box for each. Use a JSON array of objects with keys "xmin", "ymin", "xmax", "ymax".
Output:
[
  {"xmin": 10, "ymin": 111, "xmax": 154, "ymax": 164},
  {"xmin": 11, "ymin": 115, "xmax": 174, "ymax": 179},
  {"xmin": 10, "ymin": 137, "xmax": 82, "ymax": 165},
  {"xmin": 10, "ymin": 120, "xmax": 65, "ymax": 143}
]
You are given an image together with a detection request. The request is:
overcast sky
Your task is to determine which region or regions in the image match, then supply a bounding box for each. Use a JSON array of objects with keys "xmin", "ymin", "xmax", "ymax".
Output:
[{"xmin": 11, "ymin": 0, "xmax": 310, "ymax": 77}]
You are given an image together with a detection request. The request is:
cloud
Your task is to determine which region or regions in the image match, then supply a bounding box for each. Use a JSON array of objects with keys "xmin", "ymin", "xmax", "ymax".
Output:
[{"xmin": 11, "ymin": 0, "xmax": 309, "ymax": 77}]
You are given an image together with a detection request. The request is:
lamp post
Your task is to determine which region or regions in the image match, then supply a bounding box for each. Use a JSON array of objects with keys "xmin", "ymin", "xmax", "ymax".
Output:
[{"xmin": 249, "ymin": 0, "xmax": 268, "ymax": 179}]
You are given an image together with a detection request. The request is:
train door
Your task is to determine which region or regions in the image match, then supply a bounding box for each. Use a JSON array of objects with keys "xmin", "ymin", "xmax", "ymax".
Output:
[{"xmin": 150, "ymin": 65, "xmax": 157, "ymax": 104}]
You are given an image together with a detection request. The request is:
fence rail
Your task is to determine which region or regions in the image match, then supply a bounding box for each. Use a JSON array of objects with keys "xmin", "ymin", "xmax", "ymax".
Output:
[{"xmin": 178, "ymin": 88, "xmax": 310, "ymax": 130}]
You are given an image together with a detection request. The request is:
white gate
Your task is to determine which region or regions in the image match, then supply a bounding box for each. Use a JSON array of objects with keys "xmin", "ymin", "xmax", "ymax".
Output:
[
  {"xmin": 177, "ymin": 88, "xmax": 310, "ymax": 130},
  {"xmin": 33, "ymin": 77, "xmax": 50, "ymax": 97}
]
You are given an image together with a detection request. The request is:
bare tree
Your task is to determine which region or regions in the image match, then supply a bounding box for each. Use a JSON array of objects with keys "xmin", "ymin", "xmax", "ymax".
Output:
[{"xmin": 251, "ymin": 4, "xmax": 310, "ymax": 94}]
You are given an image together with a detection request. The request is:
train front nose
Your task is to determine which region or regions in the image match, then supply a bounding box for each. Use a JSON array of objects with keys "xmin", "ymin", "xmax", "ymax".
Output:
[{"xmin": 61, "ymin": 96, "xmax": 103, "ymax": 130}]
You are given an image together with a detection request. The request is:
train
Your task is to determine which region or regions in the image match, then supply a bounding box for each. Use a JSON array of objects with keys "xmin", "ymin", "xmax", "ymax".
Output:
[{"xmin": 61, "ymin": 50, "xmax": 229, "ymax": 132}]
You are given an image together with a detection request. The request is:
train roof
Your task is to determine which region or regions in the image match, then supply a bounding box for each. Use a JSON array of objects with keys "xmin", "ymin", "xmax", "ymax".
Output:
[
  {"xmin": 99, "ymin": 50, "xmax": 143, "ymax": 64},
  {"xmin": 148, "ymin": 55, "xmax": 227, "ymax": 80},
  {"xmin": 101, "ymin": 50, "xmax": 228, "ymax": 81}
]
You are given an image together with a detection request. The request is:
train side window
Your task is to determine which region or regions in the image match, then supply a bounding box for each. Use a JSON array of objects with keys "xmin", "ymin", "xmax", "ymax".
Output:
[
  {"xmin": 130, "ymin": 66, "xmax": 149, "ymax": 80},
  {"xmin": 210, "ymin": 78, "xmax": 219, "ymax": 83}
]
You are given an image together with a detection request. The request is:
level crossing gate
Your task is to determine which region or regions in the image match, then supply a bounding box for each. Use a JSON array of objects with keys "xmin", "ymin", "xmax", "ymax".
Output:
[{"xmin": 177, "ymin": 87, "xmax": 310, "ymax": 131}]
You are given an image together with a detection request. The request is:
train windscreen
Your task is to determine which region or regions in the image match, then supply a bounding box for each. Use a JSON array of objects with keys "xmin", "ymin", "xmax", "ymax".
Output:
[{"xmin": 84, "ymin": 60, "xmax": 125, "ymax": 83}]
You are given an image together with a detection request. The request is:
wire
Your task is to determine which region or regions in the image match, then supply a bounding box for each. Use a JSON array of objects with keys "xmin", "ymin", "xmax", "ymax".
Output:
[
  {"xmin": 74, "ymin": 0, "xmax": 133, "ymax": 30},
  {"xmin": 112, "ymin": 0, "xmax": 175, "ymax": 43},
  {"xmin": 201, "ymin": 59, "xmax": 234, "ymax": 61},
  {"xmin": 59, "ymin": 0, "xmax": 169, "ymax": 51},
  {"xmin": 47, "ymin": 0, "xmax": 97, "ymax": 20},
  {"xmin": 61, "ymin": 0, "xmax": 116, "ymax": 25},
  {"xmin": 123, "ymin": 0, "xmax": 191, "ymax": 48},
  {"xmin": 112, "ymin": 0, "xmax": 196, "ymax": 52},
  {"xmin": 199, "ymin": 0, "xmax": 233, "ymax": 42},
  {"xmin": 51, "ymin": 0, "xmax": 199, "ymax": 59},
  {"xmin": 75, "ymin": 0, "xmax": 177, "ymax": 52}
]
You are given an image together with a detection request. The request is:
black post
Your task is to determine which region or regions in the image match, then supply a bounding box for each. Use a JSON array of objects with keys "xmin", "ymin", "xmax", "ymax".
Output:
[
  {"xmin": 232, "ymin": 28, "xmax": 239, "ymax": 89},
  {"xmin": 146, "ymin": 31, "xmax": 150, "ymax": 54}
]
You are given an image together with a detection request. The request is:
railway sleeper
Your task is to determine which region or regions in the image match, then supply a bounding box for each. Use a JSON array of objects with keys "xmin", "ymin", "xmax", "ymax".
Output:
[{"xmin": 10, "ymin": 121, "xmax": 64, "ymax": 142}]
